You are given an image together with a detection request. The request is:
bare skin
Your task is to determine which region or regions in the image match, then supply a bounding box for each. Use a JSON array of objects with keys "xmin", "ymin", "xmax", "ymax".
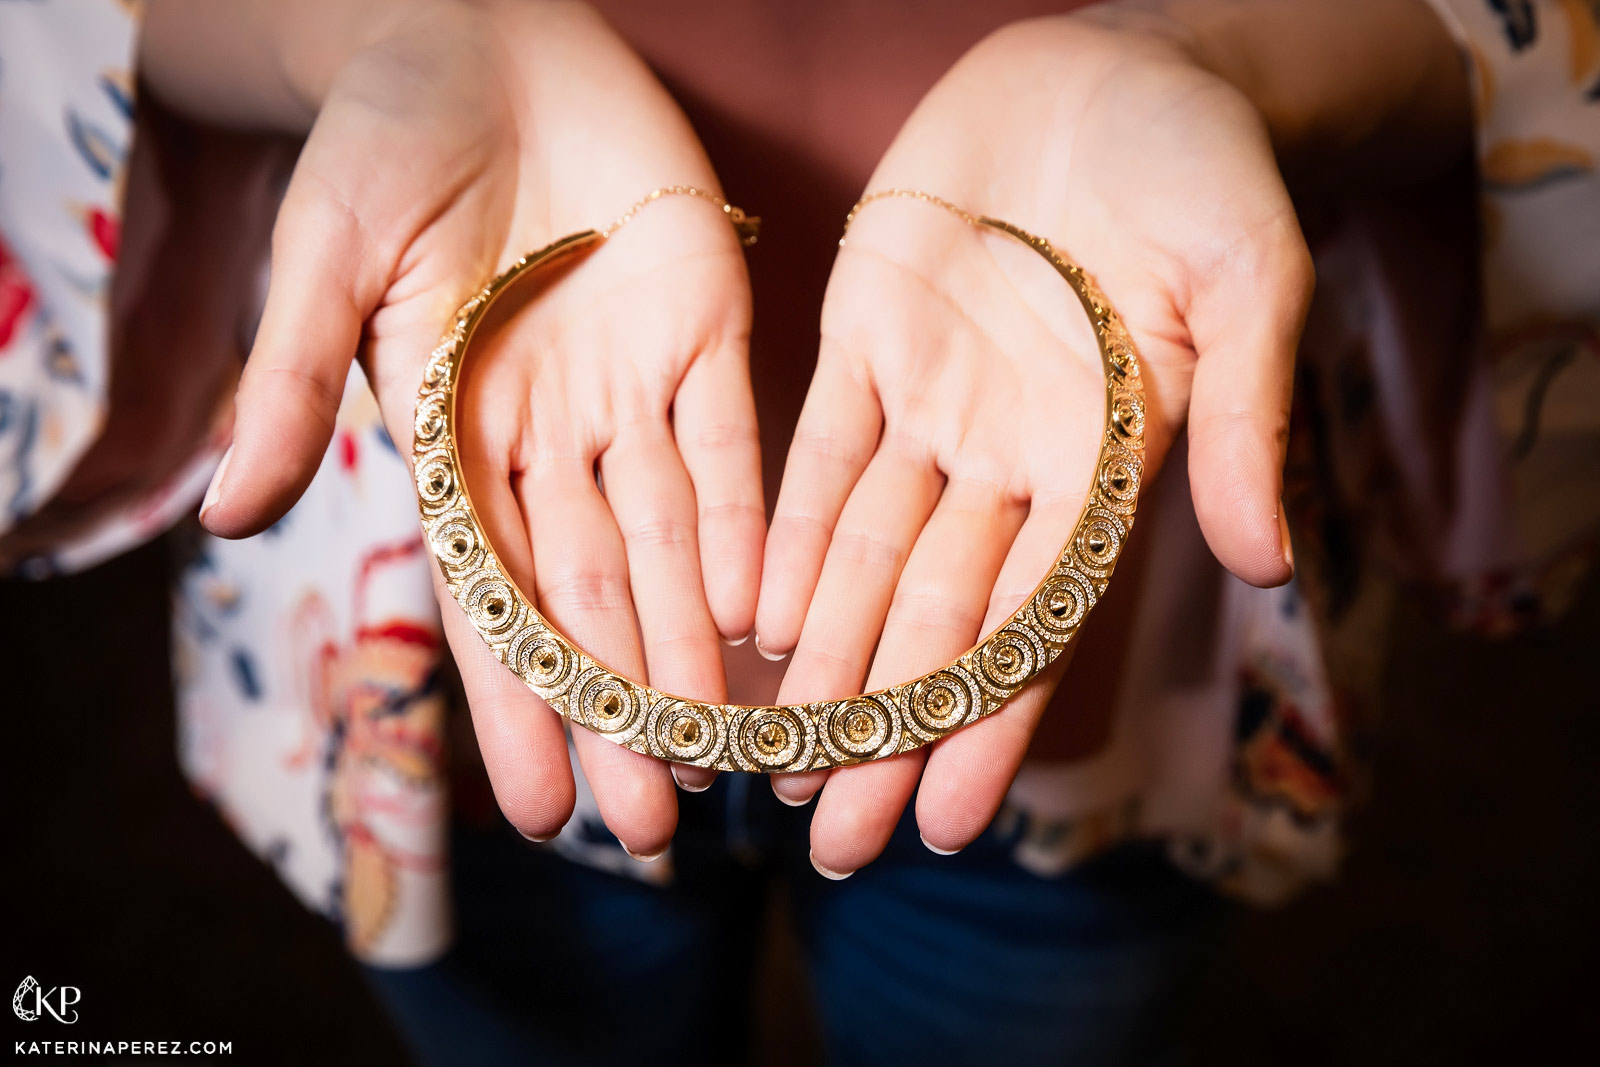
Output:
[
  {"xmin": 756, "ymin": 1, "xmax": 1468, "ymax": 876},
  {"xmin": 139, "ymin": 0, "xmax": 1469, "ymax": 871},
  {"xmin": 150, "ymin": 0, "xmax": 764, "ymax": 858}
]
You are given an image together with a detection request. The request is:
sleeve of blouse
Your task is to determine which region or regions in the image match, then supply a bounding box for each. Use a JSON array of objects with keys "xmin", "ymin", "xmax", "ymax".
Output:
[
  {"xmin": 1418, "ymin": 0, "xmax": 1600, "ymax": 615},
  {"xmin": 1, "ymin": 0, "xmax": 248, "ymax": 580},
  {"xmin": 0, "ymin": 0, "xmax": 144, "ymax": 570}
]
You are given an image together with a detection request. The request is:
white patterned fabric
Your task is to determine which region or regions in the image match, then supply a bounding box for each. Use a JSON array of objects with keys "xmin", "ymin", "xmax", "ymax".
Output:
[{"xmin": 4, "ymin": 0, "xmax": 1597, "ymax": 965}]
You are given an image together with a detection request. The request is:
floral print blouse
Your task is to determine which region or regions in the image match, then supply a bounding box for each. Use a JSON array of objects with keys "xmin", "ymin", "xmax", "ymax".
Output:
[{"xmin": 2, "ymin": 0, "xmax": 1596, "ymax": 966}]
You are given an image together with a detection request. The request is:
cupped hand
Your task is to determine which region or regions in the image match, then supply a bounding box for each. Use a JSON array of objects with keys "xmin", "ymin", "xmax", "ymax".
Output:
[
  {"xmin": 196, "ymin": 1, "xmax": 763, "ymax": 856},
  {"xmin": 755, "ymin": 12, "xmax": 1313, "ymax": 875}
]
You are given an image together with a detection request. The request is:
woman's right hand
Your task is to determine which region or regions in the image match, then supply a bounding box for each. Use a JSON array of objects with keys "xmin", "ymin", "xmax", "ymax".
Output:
[{"xmin": 146, "ymin": 0, "xmax": 765, "ymax": 856}]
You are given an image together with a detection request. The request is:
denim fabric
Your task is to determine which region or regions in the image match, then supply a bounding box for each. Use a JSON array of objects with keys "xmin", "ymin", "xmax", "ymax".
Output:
[{"xmin": 365, "ymin": 775, "xmax": 1223, "ymax": 1067}]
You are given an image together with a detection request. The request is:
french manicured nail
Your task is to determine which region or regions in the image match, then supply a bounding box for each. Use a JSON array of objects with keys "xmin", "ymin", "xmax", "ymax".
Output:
[
  {"xmin": 754, "ymin": 635, "xmax": 788, "ymax": 662},
  {"xmin": 810, "ymin": 850, "xmax": 853, "ymax": 880},
  {"xmin": 1278, "ymin": 502, "xmax": 1294, "ymax": 573},
  {"xmin": 199, "ymin": 445, "xmax": 233, "ymax": 525},
  {"xmin": 772, "ymin": 783, "xmax": 811, "ymax": 808},
  {"xmin": 625, "ymin": 845, "xmax": 668, "ymax": 863},
  {"xmin": 921, "ymin": 833, "xmax": 960, "ymax": 856},
  {"xmin": 672, "ymin": 767, "xmax": 711, "ymax": 793},
  {"xmin": 720, "ymin": 631, "xmax": 750, "ymax": 648}
]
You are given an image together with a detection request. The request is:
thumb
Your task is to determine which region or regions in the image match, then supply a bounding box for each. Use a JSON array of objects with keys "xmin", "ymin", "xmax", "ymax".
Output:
[
  {"xmin": 1184, "ymin": 210, "xmax": 1314, "ymax": 588},
  {"xmin": 199, "ymin": 113, "xmax": 398, "ymax": 538}
]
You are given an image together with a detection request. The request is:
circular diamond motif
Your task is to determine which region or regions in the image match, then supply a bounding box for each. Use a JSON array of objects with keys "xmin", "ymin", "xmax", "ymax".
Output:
[
  {"xmin": 976, "ymin": 625, "xmax": 1048, "ymax": 696},
  {"xmin": 1033, "ymin": 569, "xmax": 1094, "ymax": 639},
  {"xmin": 1075, "ymin": 509, "xmax": 1125, "ymax": 577},
  {"xmin": 415, "ymin": 452, "xmax": 457, "ymax": 515},
  {"xmin": 736, "ymin": 708, "xmax": 815, "ymax": 772},
  {"xmin": 573, "ymin": 668, "xmax": 644, "ymax": 743},
  {"xmin": 507, "ymin": 626, "xmax": 573, "ymax": 692},
  {"xmin": 1104, "ymin": 337, "xmax": 1133, "ymax": 380},
  {"xmin": 423, "ymin": 344, "xmax": 454, "ymax": 388},
  {"xmin": 819, "ymin": 696, "xmax": 901, "ymax": 764},
  {"xmin": 463, "ymin": 575, "xmax": 518, "ymax": 637},
  {"xmin": 430, "ymin": 512, "xmax": 483, "ymax": 576},
  {"xmin": 1111, "ymin": 391, "xmax": 1144, "ymax": 440},
  {"xmin": 415, "ymin": 393, "xmax": 448, "ymax": 447},
  {"xmin": 647, "ymin": 699, "xmax": 726, "ymax": 766},
  {"xmin": 1097, "ymin": 448, "xmax": 1141, "ymax": 514},
  {"xmin": 907, "ymin": 667, "xmax": 984, "ymax": 740}
]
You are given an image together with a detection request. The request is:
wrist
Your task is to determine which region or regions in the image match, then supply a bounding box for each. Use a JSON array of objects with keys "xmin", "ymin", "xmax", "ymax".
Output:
[
  {"xmin": 140, "ymin": 0, "xmax": 459, "ymax": 131},
  {"xmin": 272, "ymin": 0, "xmax": 433, "ymax": 122},
  {"xmin": 1078, "ymin": 0, "xmax": 1473, "ymax": 193}
]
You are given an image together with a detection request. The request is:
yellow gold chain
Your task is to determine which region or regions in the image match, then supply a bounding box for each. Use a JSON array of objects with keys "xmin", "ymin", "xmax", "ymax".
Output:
[
  {"xmin": 841, "ymin": 188, "xmax": 980, "ymax": 245},
  {"xmin": 600, "ymin": 185, "xmax": 761, "ymax": 246}
]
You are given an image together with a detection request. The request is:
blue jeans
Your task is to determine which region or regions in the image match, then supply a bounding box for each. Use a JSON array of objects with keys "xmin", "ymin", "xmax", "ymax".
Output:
[{"xmin": 366, "ymin": 775, "xmax": 1223, "ymax": 1066}]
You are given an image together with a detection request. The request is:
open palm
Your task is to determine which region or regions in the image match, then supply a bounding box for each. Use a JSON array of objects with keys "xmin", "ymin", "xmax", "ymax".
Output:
[
  {"xmin": 756, "ymin": 14, "xmax": 1313, "ymax": 875},
  {"xmin": 200, "ymin": 1, "xmax": 763, "ymax": 857}
]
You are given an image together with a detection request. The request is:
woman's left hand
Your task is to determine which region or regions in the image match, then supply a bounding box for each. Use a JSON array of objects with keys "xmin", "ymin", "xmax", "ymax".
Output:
[{"xmin": 753, "ymin": 11, "xmax": 1314, "ymax": 877}]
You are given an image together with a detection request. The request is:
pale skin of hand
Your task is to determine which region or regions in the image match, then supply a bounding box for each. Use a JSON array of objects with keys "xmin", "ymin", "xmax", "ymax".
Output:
[
  {"xmin": 146, "ymin": 0, "xmax": 764, "ymax": 857},
  {"xmin": 756, "ymin": 1, "xmax": 1468, "ymax": 877},
  {"xmin": 139, "ymin": 0, "xmax": 1466, "ymax": 870}
]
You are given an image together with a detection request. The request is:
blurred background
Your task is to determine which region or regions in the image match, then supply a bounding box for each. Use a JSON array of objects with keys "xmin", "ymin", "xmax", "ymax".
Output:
[{"xmin": 5, "ymin": 535, "xmax": 1598, "ymax": 1065}]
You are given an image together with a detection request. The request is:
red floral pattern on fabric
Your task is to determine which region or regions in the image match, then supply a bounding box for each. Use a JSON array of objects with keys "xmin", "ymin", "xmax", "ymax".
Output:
[{"xmin": 0, "ymin": 237, "xmax": 36, "ymax": 352}]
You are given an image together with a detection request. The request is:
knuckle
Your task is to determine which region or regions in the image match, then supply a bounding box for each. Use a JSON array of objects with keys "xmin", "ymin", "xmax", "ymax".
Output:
[
  {"xmin": 792, "ymin": 426, "xmax": 875, "ymax": 472},
  {"xmin": 539, "ymin": 566, "xmax": 633, "ymax": 615},
  {"xmin": 645, "ymin": 627, "xmax": 714, "ymax": 666},
  {"xmin": 698, "ymin": 499, "xmax": 765, "ymax": 530},
  {"xmin": 769, "ymin": 511, "xmax": 834, "ymax": 551},
  {"xmin": 1278, "ymin": 230, "xmax": 1317, "ymax": 300},
  {"xmin": 985, "ymin": 585, "xmax": 1033, "ymax": 622},
  {"xmin": 682, "ymin": 420, "xmax": 759, "ymax": 456},
  {"xmin": 278, "ymin": 167, "xmax": 372, "ymax": 269},
  {"xmin": 1250, "ymin": 222, "xmax": 1316, "ymax": 315},
  {"xmin": 790, "ymin": 642, "xmax": 864, "ymax": 691},
  {"xmin": 1190, "ymin": 407, "xmax": 1288, "ymax": 458},
  {"xmin": 621, "ymin": 513, "xmax": 696, "ymax": 552},
  {"xmin": 886, "ymin": 586, "xmax": 986, "ymax": 642},
  {"xmin": 829, "ymin": 529, "xmax": 906, "ymax": 571},
  {"xmin": 242, "ymin": 364, "xmax": 344, "ymax": 439}
]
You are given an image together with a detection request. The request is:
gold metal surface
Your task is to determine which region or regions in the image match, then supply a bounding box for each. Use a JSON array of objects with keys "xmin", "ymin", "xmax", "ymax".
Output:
[{"xmin": 414, "ymin": 189, "xmax": 1146, "ymax": 771}]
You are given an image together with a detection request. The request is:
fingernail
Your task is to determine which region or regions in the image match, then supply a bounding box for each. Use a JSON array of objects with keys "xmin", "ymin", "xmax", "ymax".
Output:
[
  {"xmin": 1278, "ymin": 502, "xmax": 1294, "ymax": 574},
  {"xmin": 672, "ymin": 767, "xmax": 711, "ymax": 793},
  {"xmin": 517, "ymin": 829, "xmax": 556, "ymax": 844},
  {"xmin": 921, "ymin": 833, "xmax": 961, "ymax": 856},
  {"xmin": 624, "ymin": 844, "xmax": 668, "ymax": 863},
  {"xmin": 754, "ymin": 635, "xmax": 788, "ymax": 662},
  {"xmin": 810, "ymin": 849, "xmax": 853, "ymax": 880},
  {"xmin": 773, "ymin": 783, "xmax": 812, "ymax": 808},
  {"xmin": 720, "ymin": 631, "xmax": 750, "ymax": 648},
  {"xmin": 199, "ymin": 445, "xmax": 233, "ymax": 525}
]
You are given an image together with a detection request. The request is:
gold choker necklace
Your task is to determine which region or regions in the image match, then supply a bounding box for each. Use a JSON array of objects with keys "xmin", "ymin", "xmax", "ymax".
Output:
[{"xmin": 413, "ymin": 187, "xmax": 1145, "ymax": 772}]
